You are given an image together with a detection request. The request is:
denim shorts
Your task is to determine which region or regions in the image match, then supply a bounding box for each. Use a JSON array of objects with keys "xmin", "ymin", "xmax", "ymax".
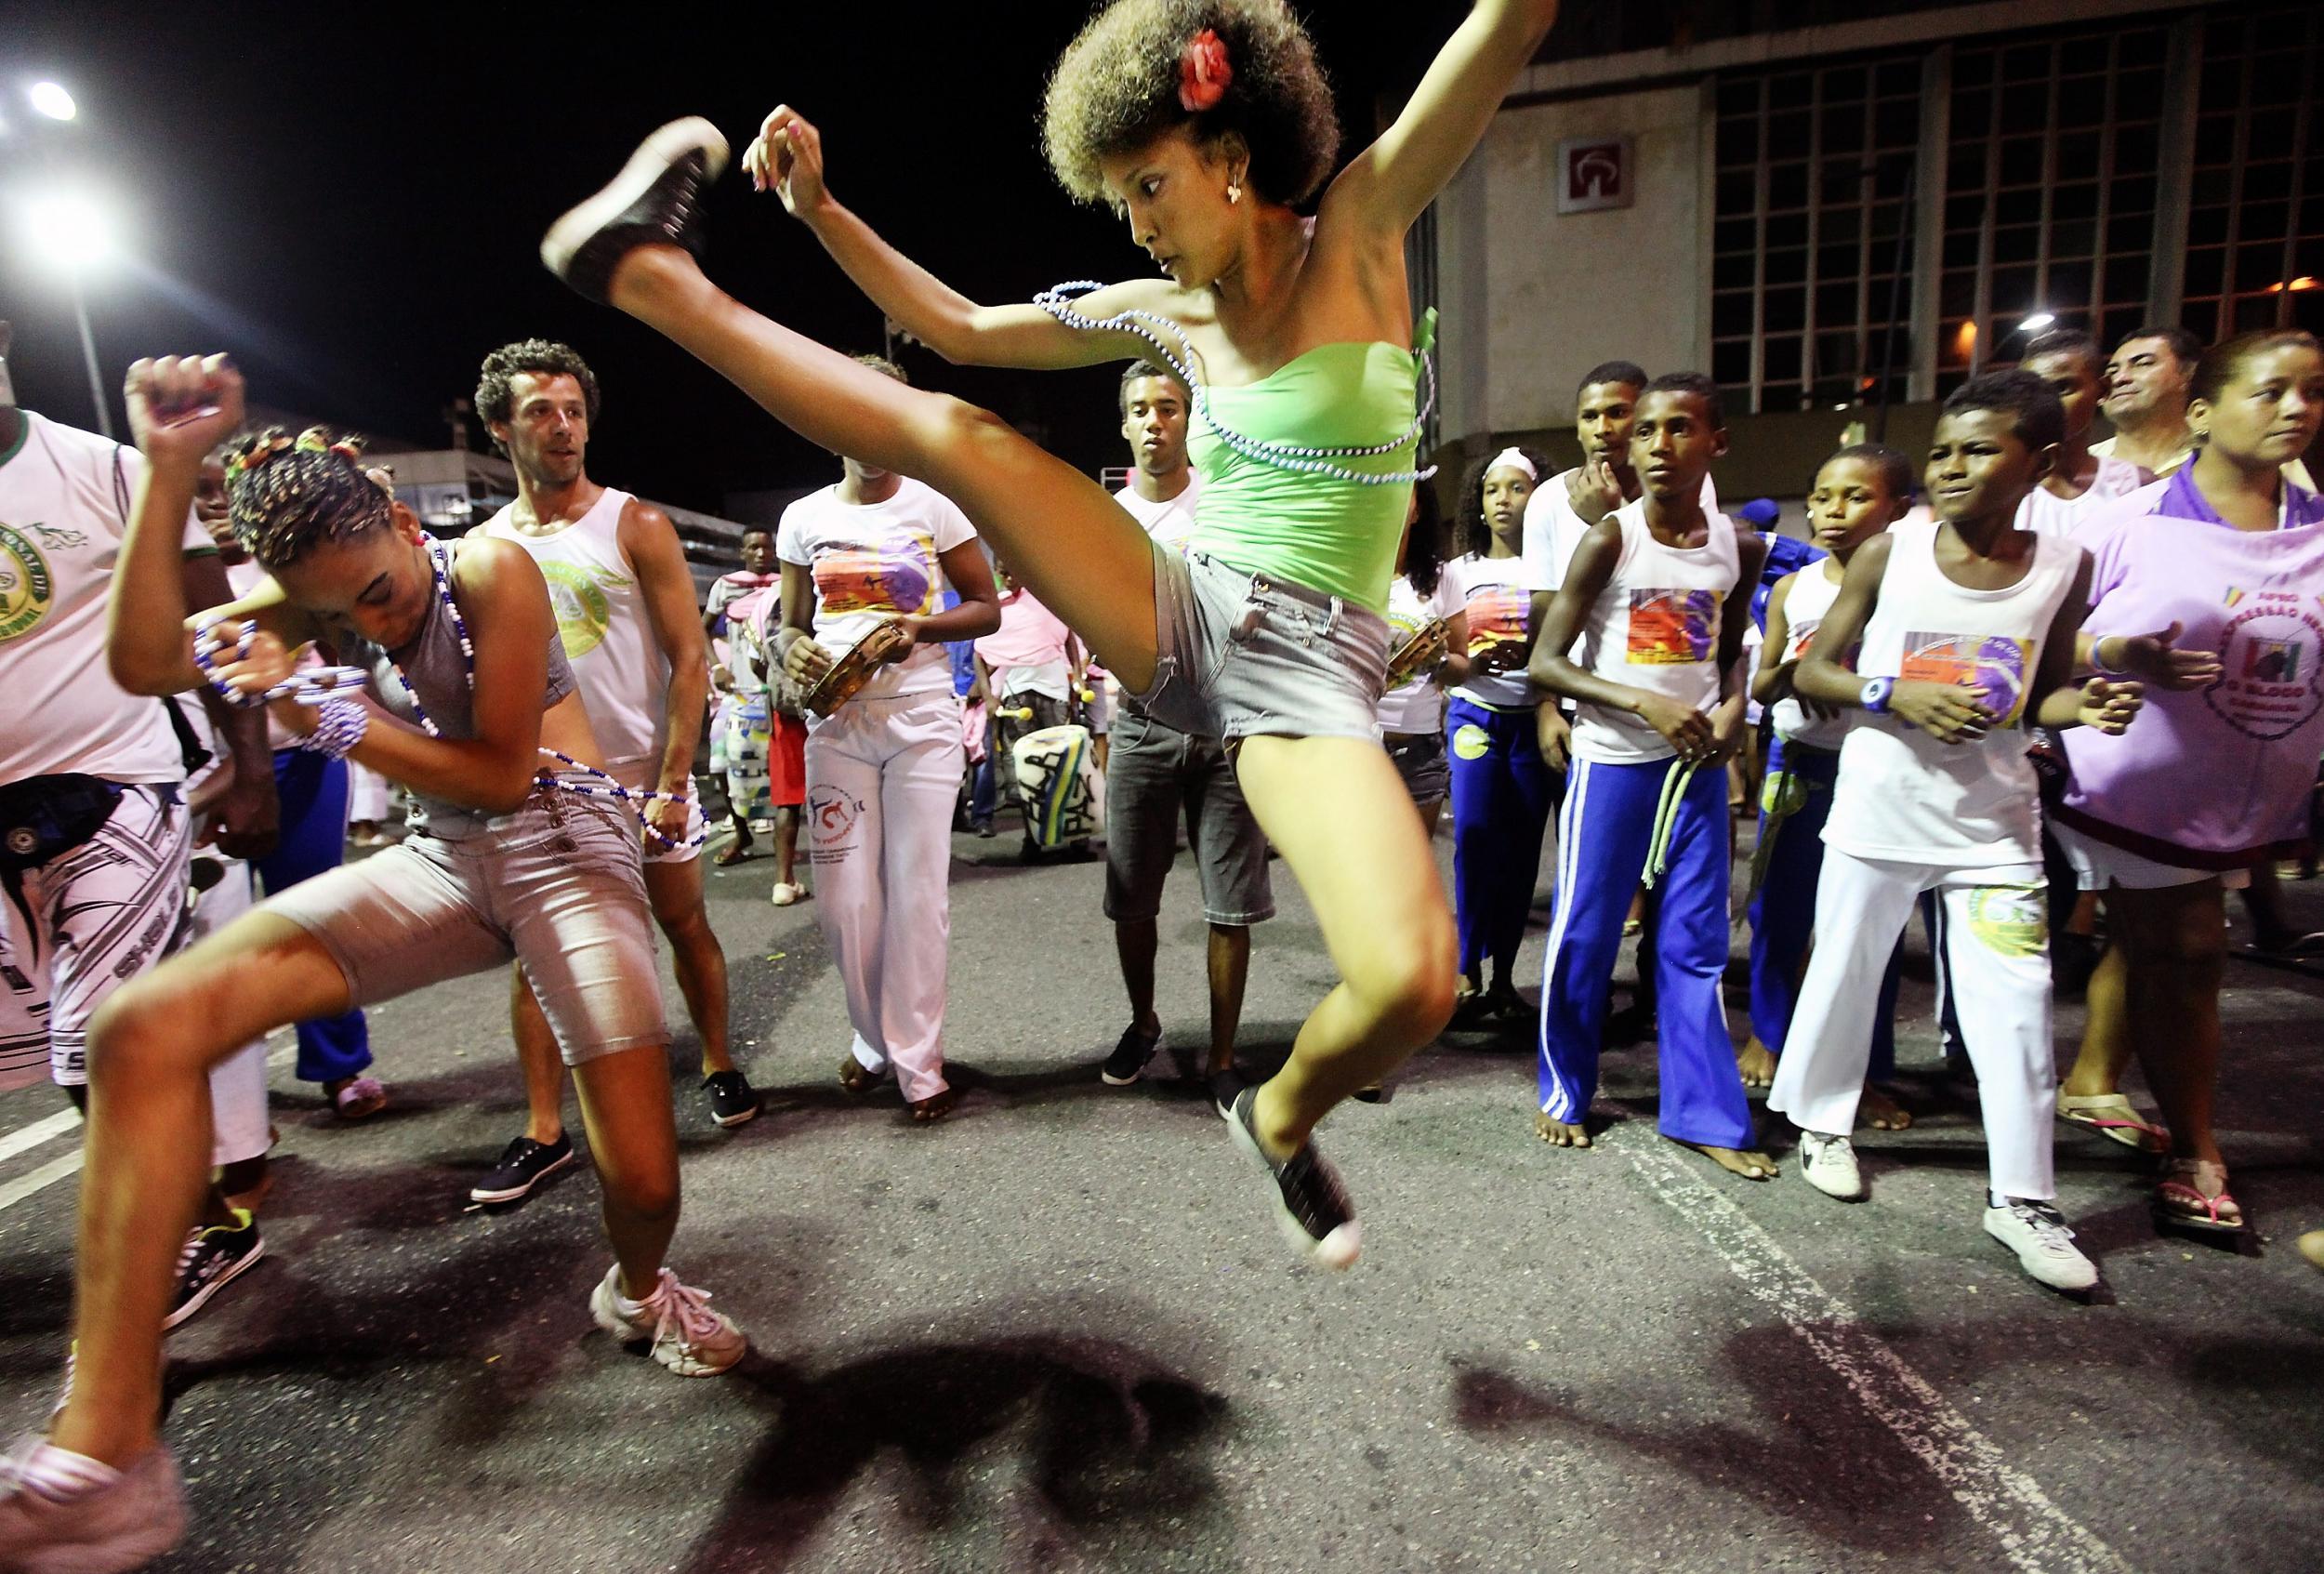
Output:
[
  {"xmin": 1130, "ymin": 544, "xmax": 1390, "ymax": 744},
  {"xmin": 1103, "ymin": 706, "xmax": 1274, "ymax": 926},
  {"xmin": 259, "ymin": 776, "xmax": 665, "ymax": 1065}
]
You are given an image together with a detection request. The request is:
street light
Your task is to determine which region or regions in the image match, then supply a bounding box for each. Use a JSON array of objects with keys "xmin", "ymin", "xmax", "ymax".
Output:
[
  {"xmin": 14, "ymin": 184, "xmax": 121, "ymax": 438},
  {"xmin": 28, "ymin": 82, "xmax": 77, "ymax": 122},
  {"xmin": 2018, "ymin": 311, "xmax": 2057, "ymax": 336}
]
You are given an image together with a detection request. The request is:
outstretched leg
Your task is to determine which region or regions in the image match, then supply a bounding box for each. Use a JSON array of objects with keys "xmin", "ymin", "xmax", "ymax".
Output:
[{"xmin": 606, "ymin": 246, "xmax": 1164, "ymax": 688}]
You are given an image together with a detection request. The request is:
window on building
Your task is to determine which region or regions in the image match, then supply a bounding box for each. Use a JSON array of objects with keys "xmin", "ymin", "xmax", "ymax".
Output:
[
  {"xmin": 2185, "ymin": 5, "xmax": 2324, "ymax": 345},
  {"xmin": 1711, "ymin": 54, "xmax": 1921, "ymax": 416},
  {"xmin": 1934, "ymin": 23, "xmax": 2170, "ymax": 396}
]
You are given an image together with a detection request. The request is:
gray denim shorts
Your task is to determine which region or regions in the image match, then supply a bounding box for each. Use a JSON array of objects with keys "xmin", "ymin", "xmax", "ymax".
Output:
[
  {"xmin": 1130, "ymin": 544, "xmax": 1390, "ymax": 744},
  {"xmin": 1385, "ymin": 730, "xmax": 1450, "ymax": 807},
  {"xmin": 259, "ymin": 776, "xmax": 665, "ymax": 1065},
  {"xmin": 1103, "ymin": 706, "xmax": 1274, "ymax": 926}
]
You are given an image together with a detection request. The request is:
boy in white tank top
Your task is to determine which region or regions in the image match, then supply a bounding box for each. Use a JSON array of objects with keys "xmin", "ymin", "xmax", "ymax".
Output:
[
  {"xmin": 472, "ymin": 341, "xmax": 758, "ymax": 1207},
  {"xmin": 1528, "ymin": 375, "xmax": 1775, "ymax": 1182},
  {"xmin": 1741, "ymin": 446, "xmax": 1913, "ymax": 1123},
  {"xmin": 1769, "ymin": 370, "xmax": 2147, "ymax": 1294}
]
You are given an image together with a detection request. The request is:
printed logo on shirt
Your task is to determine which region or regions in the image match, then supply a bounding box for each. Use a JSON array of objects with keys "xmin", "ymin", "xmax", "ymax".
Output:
[
  {"xmin": 1899, "ymin": 632, "xmax": 2031, "ymax": 726},
  {"xmin": 1464, "ymin": 585, "xmax": 1530, "ymax": 652},
  {"xmin": 813, "ymin": 535, "xmax": 941, "ymax": 619},
  {"xmin": 1626, "ymin": 589, "xmax": 1717, "ymax": 665},
  {"xmin": 0, "ymin": 522, "xmax": 57, "ymax": 642},
  {"xmin": 1964, "ymin": 884, "xmax": 2047, "ymax": 959},
  {"xmin": 2205, "ymin": 589, "xmax": 2324, "ymax": 741},
  {"xmin": 538, "ymin": 562, "xmax": 628, "ymax": 660},
  {"xmin": 1452, "ymin": 723, "xmax": 1492, "ymax": 761}
]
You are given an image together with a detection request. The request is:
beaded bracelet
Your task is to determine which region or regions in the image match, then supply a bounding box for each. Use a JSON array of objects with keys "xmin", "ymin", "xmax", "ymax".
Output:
[
  {"xmin": 191, "ymin": 617, "xmax": 368, "ymax": 708},
  {"xmin": 296, "ymin": 697, "xmax": 370, "ymax": 761}
]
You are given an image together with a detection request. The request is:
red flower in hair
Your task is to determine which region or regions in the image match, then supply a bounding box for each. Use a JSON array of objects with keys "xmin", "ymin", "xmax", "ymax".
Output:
[{"xmin": 1179, "ymin": 29, "xmax": 1232, "ymax": 113}]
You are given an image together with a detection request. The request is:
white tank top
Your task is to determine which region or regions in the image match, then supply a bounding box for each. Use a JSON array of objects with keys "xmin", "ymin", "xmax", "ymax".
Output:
[
  {"xmin": 483, "ymin": 487, "xmax": 670, "ymax": 768},
  {"xmin": 1770, "ymin": 559, "xmax": 1852, "ymax": 749},
  {"xmin": 1570, "ymin": 499, "xmax": 1741, "ymax": 764},
  {"xmin": 1824, "ymin": 519, "xmax": 2080, "ymax": 867}
]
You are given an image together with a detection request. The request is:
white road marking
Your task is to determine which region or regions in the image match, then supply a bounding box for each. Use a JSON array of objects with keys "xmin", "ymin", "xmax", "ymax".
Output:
[
  {"xmin": 0, "ymin": 1034, "xmax": 297, "ymax": 1217},
  {"xmin": 0, "ymin": 1107, "xmax": 80, "ymax": 1166},
  {"xmin": 1623, "ymin": 1139, "xmax": 2134, "ymax": 1574}
]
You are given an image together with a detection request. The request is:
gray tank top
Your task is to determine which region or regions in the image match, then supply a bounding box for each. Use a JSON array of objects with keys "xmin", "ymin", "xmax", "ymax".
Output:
[{"xmin": 363, "ymin": 544, "xmax": 578, "ymax": 836}]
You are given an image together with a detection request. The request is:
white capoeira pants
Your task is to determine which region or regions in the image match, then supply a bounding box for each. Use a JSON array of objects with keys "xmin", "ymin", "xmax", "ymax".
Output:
[
  {"xmin": 186, "ymin": 850, "xmax": 273, "ymax": 1170},
  {"xmin": 1768, "ymin": 849, "xmax": 2057, "ymax": 1201},
  {"xmin": 804, "ymin": 691, "xmax": 963, "ymax": 1105}
]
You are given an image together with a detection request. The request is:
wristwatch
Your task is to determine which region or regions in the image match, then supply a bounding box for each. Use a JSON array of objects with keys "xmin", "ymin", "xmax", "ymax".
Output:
[{"xmin": 1859, "ymin": 677, "xmax": 1895, "ymax": 715}]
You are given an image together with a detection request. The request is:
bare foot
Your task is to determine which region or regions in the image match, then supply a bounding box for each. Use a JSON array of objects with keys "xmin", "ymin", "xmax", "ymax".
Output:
[
  {"xmin": 838, "ymin": 1055, "xmax": 882, "ymax": 1094},
  {"xmin": 1736, "ymin": 1038, "xmax": 1776, "ymax": 1089},
  {"xmin": 1860, "ymin": 1083, "xmax": 1913, "ymax": 1131},
  {"xmin": 1535, "ymin": 1112, "xmax": 1591, "ymax": 1147},
  {"xmin": 909, "ymin": 1088, "xmax": 957, "ymax": 1123},
  {"xmin": 1672, "ymin": 1138, "xmax": 1777, "ymax": 1180}
]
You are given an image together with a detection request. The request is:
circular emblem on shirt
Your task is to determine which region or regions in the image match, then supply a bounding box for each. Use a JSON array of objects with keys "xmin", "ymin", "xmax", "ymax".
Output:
[
  {"xmin": 1452, "ymin": 723, "xmax": 1492, "ymax": 761},
  {"xmin": 0, "ymin": 523, "xmax": 58, "ymax": 643},
  {"xmin": 537, "ymin": 562, "xmax": 614, "ymax": 659},
  {"xmin": 1964, "ymin": 885, "xmax": 2047, "ymax": 959},
  {"xmin": 2202, "ymin": 591, "xmax": 2324, "ymax": 742}
]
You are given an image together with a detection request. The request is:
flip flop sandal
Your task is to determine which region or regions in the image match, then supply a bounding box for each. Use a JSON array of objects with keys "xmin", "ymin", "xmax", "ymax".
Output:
[
  {"xmin": 2154, "ymin": 1159, "xmax": 2245, "ymax": 1234},
  {"xmin": 330, "ymin": 1076, "xmax": 388, "ymax": 1120},
  {"xmin": 713, "ymin": 841, "xmax": 753, "ymax": 866},
  {"xmin": 2055, "ymin": 1091, "xmax": 2168, "ymax": 1153}
]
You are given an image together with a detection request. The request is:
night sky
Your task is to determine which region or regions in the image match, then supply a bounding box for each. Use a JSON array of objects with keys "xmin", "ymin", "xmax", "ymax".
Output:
[{"xmin": 3, "ymin": 1, "xmax": 1465, "ymax": 517}]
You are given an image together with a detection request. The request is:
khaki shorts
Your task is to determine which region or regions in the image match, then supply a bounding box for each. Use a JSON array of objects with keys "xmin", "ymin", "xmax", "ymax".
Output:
[{"xmin": 260, "ymin": 777, "xmax": 666, "ymax": 1065}]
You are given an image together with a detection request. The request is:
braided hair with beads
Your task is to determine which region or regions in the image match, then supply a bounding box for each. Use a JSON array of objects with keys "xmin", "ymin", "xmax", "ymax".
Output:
[{"xmin": 223, "ymin": 427, "xmax": 394, "ymax": 570}]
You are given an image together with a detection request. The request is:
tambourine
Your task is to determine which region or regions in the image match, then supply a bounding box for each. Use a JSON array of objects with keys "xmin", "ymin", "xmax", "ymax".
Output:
[
  {"xmin": 803, "ymin": 621, "xmax": 916, "ymax": 717},
  {"xmin": 191, "ymin": 617, "xmax": 369, "ymax": 708},
  {"xmin": 1384, "ymin": 617, "xmax": 1451, "ymax": 689}
]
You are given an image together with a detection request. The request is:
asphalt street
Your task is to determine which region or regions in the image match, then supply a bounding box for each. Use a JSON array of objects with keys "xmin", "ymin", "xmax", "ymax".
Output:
[{"xmin": 2, "ymin": 813, "xmax": 2318, "ymax": 1573}]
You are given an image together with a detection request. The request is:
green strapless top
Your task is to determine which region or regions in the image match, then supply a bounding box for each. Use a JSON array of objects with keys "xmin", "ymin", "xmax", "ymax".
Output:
[{"xmin": 1185, "ymin": 314, "xmax": 1433, "ymax": 615}]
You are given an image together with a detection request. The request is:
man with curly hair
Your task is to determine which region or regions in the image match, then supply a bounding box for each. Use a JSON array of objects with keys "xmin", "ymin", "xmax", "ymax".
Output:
[
  {"xmin": 542, "ymin": 0, "xmax": 1563, "ymax": 1270},
  {"xmin": 471, "ymin": 339, "xmax": 758, "ymax": 1210}
]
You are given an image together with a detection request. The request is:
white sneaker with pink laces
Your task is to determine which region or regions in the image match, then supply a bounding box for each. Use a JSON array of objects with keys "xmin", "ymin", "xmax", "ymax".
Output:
[{"xmin": 588, "ymin": 1264, "xmax": 746, "ymax": 1377}]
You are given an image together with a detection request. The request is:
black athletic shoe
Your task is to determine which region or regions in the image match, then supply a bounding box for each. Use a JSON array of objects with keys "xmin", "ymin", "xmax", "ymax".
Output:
[
  {"xmin": 1222, "ymin": 1086, "xmax": 1360, "ymax": 1270},
  {"xmin": 1101, "ymin": 1025, "xmax": 1160, "ymax": 1087},
  {"xmin": 703, "ymin": 1069, "xmax": 761, "ymax": 1128},
  {"xmin": 164, "ymin": 1210, "xmax": 264, "ymax": 1331},
  {"xmin": 541, "ymin": 118, "xmax": 730, "ymax": 304},
  {"xmin": 470, "ymin": 1132, "xmax": 576, "ymax": 1205}
]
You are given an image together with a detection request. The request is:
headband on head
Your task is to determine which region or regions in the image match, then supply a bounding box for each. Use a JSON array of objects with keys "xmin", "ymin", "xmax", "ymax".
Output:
[{"xmin": 1486, "ymin": 447, "xmax": 1538, "ymax": 483}]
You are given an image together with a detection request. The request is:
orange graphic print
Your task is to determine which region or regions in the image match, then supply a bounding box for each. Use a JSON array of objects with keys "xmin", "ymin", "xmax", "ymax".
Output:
[
  {"xmin": 812, "ymin": 534, "xmax": 941, "ymax": 619},
  {"xmin": 1899, "ymin": 631, "xmax": 2032, "ymax": 725},
  {"xmin": 1626, "ymin": 589, "xmax": 1716, "ymax": 665},
  {"xmin": 1465, "ymin": 585, "xmax": 1530, "ymax": 655}
]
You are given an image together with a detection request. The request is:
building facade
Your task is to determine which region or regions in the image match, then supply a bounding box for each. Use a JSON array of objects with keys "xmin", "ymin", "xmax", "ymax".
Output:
[{"xmin": 1430, "ymin": 0, "xmax": 2323, "ymax": 497}]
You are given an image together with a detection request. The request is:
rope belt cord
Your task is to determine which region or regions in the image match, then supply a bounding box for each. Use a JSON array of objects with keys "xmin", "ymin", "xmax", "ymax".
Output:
[
  {"xmin": 1642, "ymin": 757, "xmax": 1700, "ymax": 891},
  {"xmin": 1031, "ymin": 282, "xmax": 1439, "ymax": 488},
  {"xmin": 191, "ymin": 542, "xmax": 705, "ymax": 852}
]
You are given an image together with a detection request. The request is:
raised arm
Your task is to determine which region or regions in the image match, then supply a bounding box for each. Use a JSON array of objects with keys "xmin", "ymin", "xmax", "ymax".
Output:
[
  {"xmin": 1321, "ymin": 1, "xmax": 1561, "ymax": 241},
  {"xmin": 746, "ymin": 106, "xmax": 1160, "ymax": 370}
]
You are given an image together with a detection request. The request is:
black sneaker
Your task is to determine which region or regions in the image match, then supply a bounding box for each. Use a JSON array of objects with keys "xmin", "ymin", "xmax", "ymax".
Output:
[
  {"xmin": 703, "ymin": 1069, "xmax": 761, "ymax": 1128},
  {"xmin": 470, "ymin": 1132, "xmax": 576, "ymax": 1205},
  {"xmin": 164, "ymin": 1210, "xmax": 264, "ymax": 1330},
  {"xmin": 1222, "ymin": 1086, "xmax": 1360, "ymax": 1270},
  {"xmin": 541, "ymin": 118, "xmax": 729, "ymax": 304},
  {"xmin": 1101, "ymin": 1025, "xmax": 1160, "ymax": 1087}
]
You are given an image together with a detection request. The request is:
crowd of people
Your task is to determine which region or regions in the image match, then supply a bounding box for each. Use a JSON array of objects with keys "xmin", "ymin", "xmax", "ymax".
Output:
[{"xmin": 3, "ymin": 0, "xmax": 2321, "ymax": 1567}]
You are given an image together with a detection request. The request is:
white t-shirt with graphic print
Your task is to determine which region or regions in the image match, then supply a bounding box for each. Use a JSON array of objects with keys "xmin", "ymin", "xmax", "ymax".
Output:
[
  {"xmin": 776, "ymin": 476, "xmax": 978, "ymax": 703},
  {"xmin": 0, "ymin": 412, "xmax": 211, "ymax": 786}
]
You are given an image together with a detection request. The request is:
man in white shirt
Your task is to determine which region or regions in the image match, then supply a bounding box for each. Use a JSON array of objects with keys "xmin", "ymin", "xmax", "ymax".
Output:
[
  {"xmin": 0, "ymin": 319, "xmax": 279, "ymax": 1322},
  {"xmin": 1098, "ymin": 364, "xmax": 1273, "ymax": 1106},
  {"xmin": 469, "ymin": 340, "xmax": 749, "ymax": 1210},
  {"xmin": 2097, "ymin": 324, "xmax": 2317, "ymax": 490}
]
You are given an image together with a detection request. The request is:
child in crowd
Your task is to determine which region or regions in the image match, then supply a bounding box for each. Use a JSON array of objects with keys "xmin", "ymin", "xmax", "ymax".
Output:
[
  {"xmin": 1529, "ymin": 374, "xmax": 1774, "ymax": 1180},
  {"xmin": 1739, "ymin": 446, "xmax": 1914, "ymax": 1130},
  {"xmin": 1769, "ymin": 369, "xmax": 2146, "ymax": 1293}
]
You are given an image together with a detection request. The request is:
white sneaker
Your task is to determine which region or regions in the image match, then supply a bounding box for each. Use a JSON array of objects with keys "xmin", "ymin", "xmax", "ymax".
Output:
[
  {"xmin": 589, "ymin": 1265, "xmax": 746, "ymax": 1376},
  {"xmin": 1798, "ymin": 1131, "xmax": 1865, "ymax": 1201},
  {"xmin": 0, "ymin": 1436, "xmax": 186, "ymax": 1573},
  {"xmin": 1983, "ymin": 1200, "xmax": 2100, "ymax": 1292}
]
